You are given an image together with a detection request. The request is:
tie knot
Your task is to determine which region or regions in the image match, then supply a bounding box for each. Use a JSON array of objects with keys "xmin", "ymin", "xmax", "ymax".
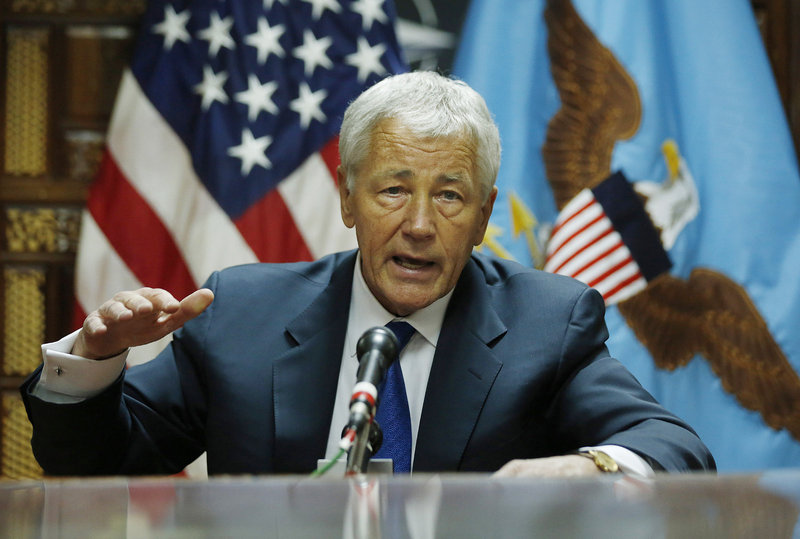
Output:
[{"xmin": 385, "ymin": 320, "xmax": 415, "ymax": 352}]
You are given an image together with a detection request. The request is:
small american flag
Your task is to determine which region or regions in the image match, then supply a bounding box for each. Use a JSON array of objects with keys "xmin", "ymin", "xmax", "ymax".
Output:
[
  {"xmin": 75, "ymin": 0, "xmax": 406, "ymax": 361},
  {"xmin": 544, "ymin": 172, "xmax": 671, "ymax": 305}
]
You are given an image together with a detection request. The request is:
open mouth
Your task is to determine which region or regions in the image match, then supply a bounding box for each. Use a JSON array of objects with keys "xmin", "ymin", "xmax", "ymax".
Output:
[{"xmin": 393, "ymin": 256, "xmax": 434, "ymax": 270}]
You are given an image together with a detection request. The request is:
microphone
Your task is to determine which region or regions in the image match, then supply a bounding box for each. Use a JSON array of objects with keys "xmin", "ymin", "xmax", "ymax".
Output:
[
  {"xmin": 347, "ymin": 326, "xmax": 399, "ymax": 429},
  {"xmin": 341, "ymin": 326, "xmax": 399, "ymax": 473},
  {"xmin": 356, "ymin": 326, "xmax": 399, "ymax": 387}
]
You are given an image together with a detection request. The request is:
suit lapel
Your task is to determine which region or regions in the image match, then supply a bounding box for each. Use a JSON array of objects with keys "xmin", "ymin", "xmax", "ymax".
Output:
[
  {"xmin": 414, "ymin": 258, "xmax": 506, "ymax": 471},
  {"xmin": 271, "ymin": 252, "xmax": 356, "ymax": 473}
]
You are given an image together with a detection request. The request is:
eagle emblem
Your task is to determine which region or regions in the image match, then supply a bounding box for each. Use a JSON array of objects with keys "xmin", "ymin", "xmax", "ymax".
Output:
[{"xmin": 541, "ymin": 0, "xmax": 800, "ymax": 442}]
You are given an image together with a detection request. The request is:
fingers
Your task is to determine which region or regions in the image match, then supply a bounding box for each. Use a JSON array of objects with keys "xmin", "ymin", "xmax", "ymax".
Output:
[
  {"xmin": 159, "ymin": 289, "xmax": 215, "ymax": 329},
  {"xmin": 143, "ymin": 287, "xmax": 181, "ymax": 313},
  {"xmin": 92, "ymin": 287, "xmax": 208, "ymax": 327},
  {"xmin": 96, "ymin": 288, "xmax": 180, "ymax": 322},
  {"xmin": 84, "ymin": 287, "xmax": 182, "ymax": 342},
  {"xmin": 82, "ymin": 311, "xmax": 108, "ymax": 337},
  {"xmin": 75, "ymin": 287, "xmax": 212, "ymax": 360}
]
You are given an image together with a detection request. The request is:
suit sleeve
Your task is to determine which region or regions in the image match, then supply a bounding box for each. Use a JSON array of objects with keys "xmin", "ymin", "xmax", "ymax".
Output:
[
  {"xmin": 546, "ymin": 286, "xmax": 716, "ymax": 472},
  {"xmin": 18, "ymin": 275, "xmax": 220, "ymax": 476}
]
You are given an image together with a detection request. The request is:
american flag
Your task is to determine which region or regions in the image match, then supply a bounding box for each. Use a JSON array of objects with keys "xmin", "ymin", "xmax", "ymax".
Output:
[
  {"xmin": 75, "ymin": 0, "xmax": 406, "ymax": 362},
  {"xmin": 544, "ymin": 172, "xmax": 671, "ymax": 305}
]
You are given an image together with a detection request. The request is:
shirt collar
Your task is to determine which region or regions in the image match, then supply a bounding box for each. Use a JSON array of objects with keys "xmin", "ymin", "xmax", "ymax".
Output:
[{"xmin": 350, "ymin": 251, "xmax": 453, "ymax": 348}]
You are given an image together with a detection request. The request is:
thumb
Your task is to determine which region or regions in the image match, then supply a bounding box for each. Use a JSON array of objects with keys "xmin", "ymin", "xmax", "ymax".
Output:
[
  {"xmin": 179, "ymin": 288, "xmax": 214, "ymax": 319},
  {"xmin": 162, "ymin": 289, "xmax": 214, "ymax": 330}
]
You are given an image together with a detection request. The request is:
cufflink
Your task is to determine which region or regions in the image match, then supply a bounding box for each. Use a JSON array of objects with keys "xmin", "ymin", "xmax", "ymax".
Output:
[{"xmin": 577, "ymin": 449, "xmax": 619, "ymax": 473}]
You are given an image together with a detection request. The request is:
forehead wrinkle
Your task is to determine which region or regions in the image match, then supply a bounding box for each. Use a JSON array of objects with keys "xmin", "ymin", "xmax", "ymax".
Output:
[
  {"xmin": 377, "ymin": 170, "xmax": 472, "ymax": 189},
  {"xmin": 439, "ymin": 174, "xmax": 468, "ymax": 185},
  {"xmin": 381, "ymin": 169, "xmax": 413, "ymax": 179}
]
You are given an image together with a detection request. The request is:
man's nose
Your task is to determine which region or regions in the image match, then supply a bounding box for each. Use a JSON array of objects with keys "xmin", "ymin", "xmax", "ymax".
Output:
[{"xmin": 403, "ymin": 195, "xmax": 435, "ymax": 239}]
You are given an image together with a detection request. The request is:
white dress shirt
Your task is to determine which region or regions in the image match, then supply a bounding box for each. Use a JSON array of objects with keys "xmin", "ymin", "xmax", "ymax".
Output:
[
  {"xmin": 34, "ymin": 331, "xmax": 128, "ymax": 404},
  {"xmin": 323, "ymin": 253, "xmax": 453, "ymax": 464}
]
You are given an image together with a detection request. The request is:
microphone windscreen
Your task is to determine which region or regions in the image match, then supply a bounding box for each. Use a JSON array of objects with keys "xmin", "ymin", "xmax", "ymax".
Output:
[{"xmin": 356, "ymin": 326, "xmax": 399, "ymax": 362}]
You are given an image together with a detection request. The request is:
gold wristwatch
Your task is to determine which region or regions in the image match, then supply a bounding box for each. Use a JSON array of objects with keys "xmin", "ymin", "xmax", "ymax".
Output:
[{"xmin": 578, "ymin": 449, "xmax": 620, "ymax": 473}]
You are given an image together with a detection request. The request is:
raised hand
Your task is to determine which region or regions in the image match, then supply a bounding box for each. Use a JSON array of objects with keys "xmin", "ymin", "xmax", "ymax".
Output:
[{"xmin": 73, "ymin": 288, "xmax": 214, "ymax": 360}]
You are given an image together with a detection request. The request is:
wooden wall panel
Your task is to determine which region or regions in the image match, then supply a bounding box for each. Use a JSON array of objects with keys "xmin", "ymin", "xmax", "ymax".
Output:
[
  {"xmin": 753, "ymin": 0, "xmax": 800, "ymax": 160},
  {"xmin": 0, "ymin": 1, "xmax": 143, "ymax": 479},
  {"xmin": 65, "ymin": 26, "xmax": 134, "ymax": 126}
]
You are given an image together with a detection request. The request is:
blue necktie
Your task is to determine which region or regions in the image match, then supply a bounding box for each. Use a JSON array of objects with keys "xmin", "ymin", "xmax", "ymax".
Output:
[{"xmin": 374, "ymin": 320, "xmax": 415, "ymax": 473}]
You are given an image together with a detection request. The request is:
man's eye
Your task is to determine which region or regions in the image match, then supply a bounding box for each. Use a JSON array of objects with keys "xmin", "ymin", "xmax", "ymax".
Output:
[
  {"xmin": 441, "ymin": 191, "xmax": 462, "ymax": 201},
  {"xmin": 384, "ymin": 186, "xmax": 402, "ymax": 195}
]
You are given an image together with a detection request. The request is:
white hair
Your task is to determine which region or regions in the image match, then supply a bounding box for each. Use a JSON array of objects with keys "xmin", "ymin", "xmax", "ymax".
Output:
[{"xmin": 339, "ymin": 71, "xmax": 501, "ymax": 201}]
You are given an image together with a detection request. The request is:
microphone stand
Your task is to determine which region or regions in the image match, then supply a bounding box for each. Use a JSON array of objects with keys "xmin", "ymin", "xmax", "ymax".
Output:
[
  {"xmin": 345, "ymin": 418, "xmax": 383, "ymax": 475},
  {"xmin": 345, "ymin": 421, "xmax": 371, "ymax": 475}
]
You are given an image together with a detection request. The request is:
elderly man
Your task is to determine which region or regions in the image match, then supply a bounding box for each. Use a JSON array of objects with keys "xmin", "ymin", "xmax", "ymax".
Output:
[{"xmin": 22, "ymin": 71, "xmax": 714, "ymax": 477}]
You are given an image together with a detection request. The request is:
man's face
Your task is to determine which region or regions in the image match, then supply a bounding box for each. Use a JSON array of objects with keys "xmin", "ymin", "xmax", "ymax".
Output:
[{"xmin": 338, "ymin": 119, "xmax": 497, "ymax": 316}]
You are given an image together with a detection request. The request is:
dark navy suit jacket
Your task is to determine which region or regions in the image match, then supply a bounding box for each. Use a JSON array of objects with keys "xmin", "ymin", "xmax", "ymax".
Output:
[{"xmin": 21, "ymin": 251, "xmax": 714, "ymax": 475}]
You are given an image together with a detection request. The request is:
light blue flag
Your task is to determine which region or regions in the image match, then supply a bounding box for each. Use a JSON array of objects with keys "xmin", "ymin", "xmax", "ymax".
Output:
[{"xmin": 455, "ymin": 0, "xmax": 800, "ymax": 471}]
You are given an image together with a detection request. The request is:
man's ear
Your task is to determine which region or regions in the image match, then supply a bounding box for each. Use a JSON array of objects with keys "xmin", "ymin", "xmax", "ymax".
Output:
[
  {"xmin": 338, "ymin": 166, "xmax": 355, "ymax": 228},
  {"xmin": 473, "ymin": 185, "xmax": 498, "ymax": 246}
]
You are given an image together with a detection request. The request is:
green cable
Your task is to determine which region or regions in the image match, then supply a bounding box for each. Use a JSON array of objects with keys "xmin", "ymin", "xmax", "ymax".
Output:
[{"xmin": 310, "ymin": 447, "xmax": 347, "ymax": 477}]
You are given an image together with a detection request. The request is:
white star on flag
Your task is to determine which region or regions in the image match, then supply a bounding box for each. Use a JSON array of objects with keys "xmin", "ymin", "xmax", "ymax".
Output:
[
  {"xmin": 152, "ymin": 5, "xmax": 191, "ymax": 50},
  {"xmin": 245, "ymin": 17, "xmax": 286, "ymax": 64},
  {"xmin": 293, "ymin": 30, "xmax": 333, "ymax": 77},
  {"xmin": 198, "ymin": 12, "xmax": 236, "ymax": 58},
  {"xmin": 350, "ymin": 0, "xmax": 388, "ymax": 31},
  {"xmin": 345, "ymin": 36, "xmax": 387, "ymax": 82},
  {"xmin": 302, "ymin": 0, "xmax": 341, "ymax": 20},
  {"xmin": 228, "ymin": 128, "xmax": 272, "ymax": 175},
  {"xmin": 235, "ymin": 75, "xmax": 279, "ymax": 121},
  {"xmin": 194, "ymin": 65, "xmax": 229, "ymax": 110},
  {"xmin": 290, "ymin": 82, "xmax": 327, "ymax": 128}
]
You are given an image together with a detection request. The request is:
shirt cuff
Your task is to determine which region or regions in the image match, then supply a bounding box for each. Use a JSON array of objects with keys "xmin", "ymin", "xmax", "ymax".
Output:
[
  {"xmin": 581, "ymin": 444, "xmax": 655, "ymax": 478},
  {"xmin": 33, "ymin": 329, "xmax": 128, "ymax": 402}
]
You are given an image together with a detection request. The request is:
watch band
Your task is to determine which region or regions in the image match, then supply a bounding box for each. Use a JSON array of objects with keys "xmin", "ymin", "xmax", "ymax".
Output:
[{"xmin": 578, "ymin": 449, "xmax": 620, "ymax": 473}]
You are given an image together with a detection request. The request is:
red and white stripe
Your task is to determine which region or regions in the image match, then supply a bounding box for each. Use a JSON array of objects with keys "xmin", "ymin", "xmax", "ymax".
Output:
[
  {"xmin": 75, "ymin": 70, "xmax": 356, "ymax": 364},
  {"xmin": 544, "ymin": 189, "xmax": 646, "ymax": 305}
]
